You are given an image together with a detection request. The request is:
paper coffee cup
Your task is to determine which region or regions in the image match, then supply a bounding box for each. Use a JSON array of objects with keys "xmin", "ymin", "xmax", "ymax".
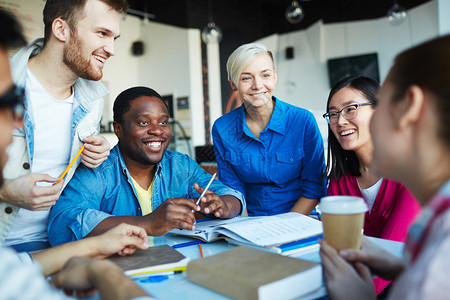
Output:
[{"xmin": 319, "ymin": 196, "xmax": 368, "ymax": 251}]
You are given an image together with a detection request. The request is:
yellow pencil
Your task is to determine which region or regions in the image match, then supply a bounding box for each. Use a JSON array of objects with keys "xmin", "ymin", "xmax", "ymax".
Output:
[
  {"xmin": 198, "ymin": 243, "xmax": 204, "ymax": 258},
  {"xmin": 56, "ymin": 144, "xmax": 85, "ymax": 183}
]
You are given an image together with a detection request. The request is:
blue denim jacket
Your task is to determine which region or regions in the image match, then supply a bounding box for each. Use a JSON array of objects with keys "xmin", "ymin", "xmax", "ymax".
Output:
[
  {"xmin": 0, "ymin": 38, "xmax": 106, "ymax": 246},
  {"xmin": 10, "ymin": 38, "xmax": 106, "ymax": 166},
  {"xmin": 212, "ymin": 97, "xmax": 327, "ymax": 216},
  {"xmin": 48, "ymin": 145, "xmax": 246, "ymax": 246}
]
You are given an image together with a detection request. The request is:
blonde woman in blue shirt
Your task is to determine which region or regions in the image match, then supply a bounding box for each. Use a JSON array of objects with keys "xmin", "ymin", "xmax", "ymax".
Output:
[{"xmin": 212, "ymin": 43, "xmax": 327, "ymax": 216}]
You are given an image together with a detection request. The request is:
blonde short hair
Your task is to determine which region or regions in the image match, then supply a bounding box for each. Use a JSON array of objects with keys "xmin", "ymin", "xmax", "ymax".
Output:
[{"xmin": 226, "ymin": 43, "xmax": 275, "ymax": 87}]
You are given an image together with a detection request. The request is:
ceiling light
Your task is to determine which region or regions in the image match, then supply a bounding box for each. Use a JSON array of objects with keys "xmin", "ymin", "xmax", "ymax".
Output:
[
  {"xmin": 201, "ymin": 0, "xmax": 222, "ymax": 43},
  {"xmin": 202, "ymin": 21, "xmax": 223, "ymax": 44},
  {"xmin": 285, "ymin": 0, "xmax": 304, "ymax": 24},
  {"xmin": 387, "ymin": 1, "xmax": 407, "ymax": 25}
]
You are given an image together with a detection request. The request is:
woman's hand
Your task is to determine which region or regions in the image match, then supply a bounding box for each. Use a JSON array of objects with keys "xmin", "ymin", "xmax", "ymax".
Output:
[
  {"xmin": 338, "ymin": 236, "xmax": 405, "ymax": 280},
  {"xmin": 319, "ymin": 239, "xmax": 376, "ymax": 300}
]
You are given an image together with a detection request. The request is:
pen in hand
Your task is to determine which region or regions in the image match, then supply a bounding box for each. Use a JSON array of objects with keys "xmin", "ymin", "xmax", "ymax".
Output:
[{"xmin": 195, "ymin": 173, "xmax": 217, "ymax": 206}]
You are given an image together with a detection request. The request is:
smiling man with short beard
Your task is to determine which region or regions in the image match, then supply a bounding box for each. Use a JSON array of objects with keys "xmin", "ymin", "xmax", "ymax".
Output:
[
  {"xmin": 0, "ymin": 0, "xmax": 128, "ymax": 253},
  {"xmin": 62, "ymin": 20, "xmax": 111, "ymax": 81}
]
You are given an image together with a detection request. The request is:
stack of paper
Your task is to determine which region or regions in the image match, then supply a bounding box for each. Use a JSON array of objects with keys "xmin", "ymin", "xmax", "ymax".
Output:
[{"xmin": 170, "ymin": 212, "xmax": 323, "ymax": 252}]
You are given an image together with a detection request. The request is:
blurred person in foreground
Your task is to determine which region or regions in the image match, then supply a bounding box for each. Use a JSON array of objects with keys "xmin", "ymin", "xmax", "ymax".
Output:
[{"xmin": 0, "ymin": 8, "xmax": 152, "ymax": 300}]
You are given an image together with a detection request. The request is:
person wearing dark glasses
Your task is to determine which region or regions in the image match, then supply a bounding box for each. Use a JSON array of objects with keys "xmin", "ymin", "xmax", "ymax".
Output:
[
  {"xmin": 0, "ymin": 86, "xmax": 25, "ymax": 124},
  {"xmin": 323, "ymin": 76, "xmax": 421, "ymax": 296},
  {"xmin": 0, "ymin": 0, "xmax": 128, "ymax": 252},
  {"xmin": 0, "ymin": 8, "xmax": 153, "ymax": 300}
]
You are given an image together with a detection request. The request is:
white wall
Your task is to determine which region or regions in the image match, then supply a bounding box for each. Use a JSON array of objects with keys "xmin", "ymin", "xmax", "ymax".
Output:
[
  {"xmin": 267, "ymin": 0, "xmax": 439, "ymax": 113},
  {"xmin": 101, "ymin": 15, "xmax": 142, "ymax": 127},
  {"xmin": 438, "ymin": 0, "xmax": 450, "ymax": 35},
  {"xmin": 132, "ymin": 21, "xmax": 200, "ymax": 155},
  {"xmin": 256, "ymin": 1, "xmax": 439, "ymax": 147}
]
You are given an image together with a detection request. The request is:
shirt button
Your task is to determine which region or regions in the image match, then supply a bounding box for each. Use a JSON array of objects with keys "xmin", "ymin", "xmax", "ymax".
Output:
[
  {"xmin": 290, "ymin": 158, "xmax": 294, "ymax": 162},
  {"xmin": 5, "ymin": 207, "xmax": 13, "ymax": 214},
  {"xmin": 23, "ymin": 163, "xmax": 30, "ymax": 170},
  {"xmin": 262, "ymin": 157, "xmax": 265, "ymax": 161}
]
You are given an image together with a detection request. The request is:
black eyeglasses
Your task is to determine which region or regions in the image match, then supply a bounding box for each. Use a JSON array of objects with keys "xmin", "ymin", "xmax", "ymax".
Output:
[
  {"xmin": 323, "ymin": 102, "xmax": 373, "ymax": 125},
  {"xmin": 0, "ymin": 85, "xmax": 25, "ymax": 122}
]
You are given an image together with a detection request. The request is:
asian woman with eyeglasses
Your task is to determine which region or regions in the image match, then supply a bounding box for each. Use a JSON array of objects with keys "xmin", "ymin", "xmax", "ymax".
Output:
[{"xmin": 323, "ymin": 76, "xmax": 421, "ymax": 296}]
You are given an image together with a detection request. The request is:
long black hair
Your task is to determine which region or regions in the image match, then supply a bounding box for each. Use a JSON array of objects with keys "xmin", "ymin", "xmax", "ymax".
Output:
[{"xmin": 325, "ymin": 76, "xmax": 380, "ymax": 180}]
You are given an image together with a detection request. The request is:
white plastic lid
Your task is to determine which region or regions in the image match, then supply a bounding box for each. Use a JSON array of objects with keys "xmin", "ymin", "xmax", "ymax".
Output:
[{"xmin": 319, "ymin": 196, "xmax": 368, "ymax": 214}]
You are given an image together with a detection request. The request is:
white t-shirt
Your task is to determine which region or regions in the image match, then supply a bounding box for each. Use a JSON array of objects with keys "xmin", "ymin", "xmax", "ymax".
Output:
[
  {"xmin": 4, "ymin": 69, "xmax": 73, "ymax": 246},
  {"xmin": 359, "ymin": 177, "xmax": 383, "ymax": 212}
]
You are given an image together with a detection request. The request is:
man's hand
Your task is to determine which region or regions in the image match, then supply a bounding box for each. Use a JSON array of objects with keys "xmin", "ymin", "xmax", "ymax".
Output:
[
  {"xmin": 0, "ymin": 173, "xmax": 63, "ymax": 210},
  {"xmin": 145, "ymin": 198, "xmax": 198, "ymax": 236},
  {"xmin": 319, "ymin": 239, "xmax": 376, "ymax": 300},
  {"xmin": 81, "ymin": 135, "xmax": 110, "ymax": 168},
  {"xmin": 193, "ymin": 183, "xmax": 236, "ymax": 218},
  {"xmin": 90, "ymin": 223, "xmax": 149, "ymax": 259}
]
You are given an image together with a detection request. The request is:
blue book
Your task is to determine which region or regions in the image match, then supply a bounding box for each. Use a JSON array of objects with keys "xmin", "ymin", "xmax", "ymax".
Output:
[{"xmin": 225, "ymin": 234, "xmax": 322, "ymax": 255}]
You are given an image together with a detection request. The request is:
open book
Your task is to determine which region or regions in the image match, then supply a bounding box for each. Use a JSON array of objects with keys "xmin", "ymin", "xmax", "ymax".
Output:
[
  {"xmin": 170, "ymin": 212, "xmax": 323, "ymax": 248},
  {"xmin": 108, "ymin": 245, "xmax": 190, "ymax": 277}
]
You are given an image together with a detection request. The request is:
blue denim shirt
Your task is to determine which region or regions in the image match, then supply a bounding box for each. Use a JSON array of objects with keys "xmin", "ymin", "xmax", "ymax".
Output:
[
  {"xmin": 48, "ymin": 145, "xmax": 245, "ymax": 246},
  {"xmin": 212, "ymin": 97, "xmax": 327, "ymax": 216}
]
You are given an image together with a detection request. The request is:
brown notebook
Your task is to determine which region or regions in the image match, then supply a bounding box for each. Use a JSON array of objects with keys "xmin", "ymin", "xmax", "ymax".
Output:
[
  {"xmin": 186, "ymin": 246, "xmax": 322, "ymax": 300},
  {"xmin": 108, "ymin": 245, "xmax": 189, "ymax": 277}
]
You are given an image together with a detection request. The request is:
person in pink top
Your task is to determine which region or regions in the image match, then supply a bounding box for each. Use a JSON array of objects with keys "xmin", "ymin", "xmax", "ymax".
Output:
[
  {"xmin": 320, "ymin": 35, "xmax": 450, "ymax": 300},
  {"xmin": 322, "ymin": 76, "xmax": 421, "ymax": 295}
]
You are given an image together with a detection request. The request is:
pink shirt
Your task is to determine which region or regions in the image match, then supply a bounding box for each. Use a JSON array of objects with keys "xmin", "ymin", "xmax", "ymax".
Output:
[{"xmin": 327, "ymin": 175, "xmax": 421, "ymax": 294}]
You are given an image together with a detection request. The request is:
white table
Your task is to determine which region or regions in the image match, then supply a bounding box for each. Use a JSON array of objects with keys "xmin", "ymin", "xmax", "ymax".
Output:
[{"xmin": 131, "ymin": 235, "xmax": 404, "ymax": 299}]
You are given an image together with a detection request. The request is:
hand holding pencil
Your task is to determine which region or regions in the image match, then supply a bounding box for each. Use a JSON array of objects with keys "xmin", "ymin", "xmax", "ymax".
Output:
[
  {"xmin": 57, "ymin": 145, "xmax": 85, "ymax": 183},
  {"xmin": 56, "ymin": 135, "xmax": 111, "ymax": 183},
  {"xmin": 193, "ymin": 173, "xmax": 236, "ymax": 218},
  {"xmin": 79, "ymin": 135, "xmax": 110, "ymax": 169}
]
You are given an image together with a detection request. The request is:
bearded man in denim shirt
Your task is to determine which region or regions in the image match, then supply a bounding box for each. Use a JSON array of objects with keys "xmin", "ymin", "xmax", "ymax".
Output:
[{"xmin": 48, "ymin": 86, "xmax": 245, "ymax": 245}]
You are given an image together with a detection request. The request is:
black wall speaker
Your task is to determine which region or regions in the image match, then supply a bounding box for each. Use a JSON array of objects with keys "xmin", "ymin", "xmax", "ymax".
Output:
[
  {"xmin": 285, "ymin": 46, "xmax": 294, "ymax": 59},
  {"xmin": 132, "ymin": 41, "xmax": 144, "ymax": 56}
]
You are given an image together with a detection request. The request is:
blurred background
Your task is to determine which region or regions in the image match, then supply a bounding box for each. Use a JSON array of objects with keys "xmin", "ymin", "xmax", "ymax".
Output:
[{"xmin": 1, "ymin": 0, "xmax": 447, "ymax": 163}]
